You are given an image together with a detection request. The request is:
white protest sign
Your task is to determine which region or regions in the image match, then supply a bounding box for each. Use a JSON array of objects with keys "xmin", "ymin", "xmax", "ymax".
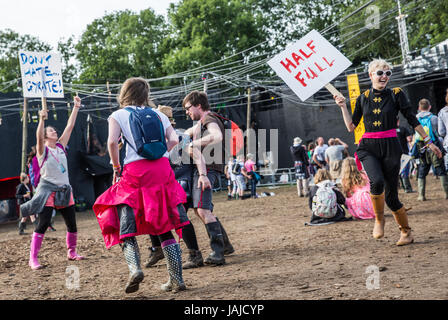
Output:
[
  {"xmin": 18, "ymin": 51, "xmax": 64, "ymax": 98},
  {"xmin": 267, "ymin": 29, "xmax": 352, "ymax": 101}
]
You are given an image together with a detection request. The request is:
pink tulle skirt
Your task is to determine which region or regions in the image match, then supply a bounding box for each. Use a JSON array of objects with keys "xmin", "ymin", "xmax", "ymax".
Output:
[
  {"xmin": 345, "ymin": 184, "xmax": 375, "ymax": 220},
  {"xmin": 93, "ymin": 158, "xmax": 187, "ymax": 249}
]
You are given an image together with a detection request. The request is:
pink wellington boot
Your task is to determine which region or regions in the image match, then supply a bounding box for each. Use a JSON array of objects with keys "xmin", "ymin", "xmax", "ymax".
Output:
[
  {"xmin": 66, "ymin": 232, "xmax": 85, "ymax": 261},
  {"xmin": 29, "ymin": 232, "xmax": 44, "ymax": 270}
]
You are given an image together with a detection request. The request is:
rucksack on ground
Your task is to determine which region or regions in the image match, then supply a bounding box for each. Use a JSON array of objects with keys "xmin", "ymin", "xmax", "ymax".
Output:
[
  {"xmin": 29, "ymin": 143, "xmax": 66, "ymax": 188},
  {"xmin": 213, "ymin": 113, "xmax": 243, "ymax": 157},
  {"xmin": 124, "ymin": 107, "xmax": 167, "ymax": 160},
  {"xmin": 312, "ymin": 180, "xmax": 338, "ymax": 218}
]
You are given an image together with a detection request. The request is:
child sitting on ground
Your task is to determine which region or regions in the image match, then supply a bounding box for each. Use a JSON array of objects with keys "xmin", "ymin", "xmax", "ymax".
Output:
[
  {"xmin": 307, "ymin": 169, "xmax": 350, "ymax": 225},
  {"xmin": 340, "ymin": 157, "xmax": 375, "ymax": 220}
]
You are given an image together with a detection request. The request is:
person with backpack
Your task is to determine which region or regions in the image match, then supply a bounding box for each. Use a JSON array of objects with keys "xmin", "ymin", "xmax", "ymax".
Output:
[
  {"xmin": 308, "ymin": 169, "xmax": 348, "ymax": 225},
  {"xmin": 144, "ymin": 106, "xmax": 201, "ymax": 279},
  {"xmin": 16, "ymin": 173, "xmax": 37, "ymax": 235},
  {"xmin": 290, "ymin": 137, "xmax": 310, "ymax": 197},
  {"xmin": 414, "ymin": 99, "xmax": 448, "ymax": 201},
  {"xmin": 244, "ymin": 153, "xmax": 259, "ymax": 199},
  {"xmin": 27, "ymin": 145, "xmax": 57, "ymax": 232},
  {"xmin": 233, "ymin": 154, "xmax": 246, "ymax": 200},
  {"xmin": 340, "ymin": 157, "xmax": 375, "ymax": 220},
  {"xmin": 20, "ymin": 95, "xmax": 84, "ymax": 270},
  {"xmin": 334, "ymin": 58, "xmax": 442, "ymax": 246},
  {"xmin": 92, "ymin": 78, "xmax": 188, "ymax": 294},
  {"xmin": 182, "ymin": 90, "xmax": 235, "ymax": 267}
]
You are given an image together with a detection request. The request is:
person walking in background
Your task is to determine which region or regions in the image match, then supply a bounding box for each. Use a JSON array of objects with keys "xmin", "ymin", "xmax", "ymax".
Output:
[
  {"xmin": 16, "ymin": 173, "xmax": 37, "ymax": 235},
  {"xmin": 21, "ymin": 95, "xmax": 85, "ymax": 270},
  {"xmin": 290, "ymin": 137, "xmax": 310, "ymax": 197},
  {"xmin": 340, "ymin": 157, "xmax": 375, "ymax": 220},
  {"xmin": 307, "ymin": 142, "xmax": 317, "ymax": 176},
  {"xmin": 244, "ymin": 153, "xmax": 258, "ymax": 199},
  {"xmin": 312, "ymin": 137, "xmax": 328, "ymax": 170},
  {"xmin": 396, "ymin": 118, "xmax": 414, "ymax": 193},
  {"xmin": 234, "ymin": 154, "xmax": 246, "ymax": 200},
  {"xmin": 324, "ymin": 138, "xmax": 348, "ymax": 182},
  {"xmin": 93, "ymin": 78, "xmax": 188, "ymax": 293},
  {"xmin": 224, "ymin": 157, "xmax": 234, "ymax": 200},
  {"xmin": 334, "ymin": 58, "xmax": 442, "ymax": 246},
  {"xmin": 438, "ymin": 88, "xmax": 448, "ymax": 172},
  {"xmin": 414, "ymin": 99, "xmax": 448, "ymax": 200}
]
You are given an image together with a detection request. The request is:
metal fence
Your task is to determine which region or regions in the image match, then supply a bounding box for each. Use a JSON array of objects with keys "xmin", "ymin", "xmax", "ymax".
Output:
[{"xmin": 213, "ymin": 167, "xmax": 305, "ymax": 192}]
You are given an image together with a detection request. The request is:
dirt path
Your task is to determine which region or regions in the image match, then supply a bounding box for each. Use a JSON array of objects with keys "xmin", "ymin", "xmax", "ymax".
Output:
[{"xmin": 1, "ymin": 177, "xmax": 448, "ymax": 300}]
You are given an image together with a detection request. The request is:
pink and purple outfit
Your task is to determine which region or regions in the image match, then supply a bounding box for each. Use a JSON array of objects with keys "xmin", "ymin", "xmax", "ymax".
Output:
[{"xmin": 345, "ymin": 183, "xmax": 375, "ymax": 220}]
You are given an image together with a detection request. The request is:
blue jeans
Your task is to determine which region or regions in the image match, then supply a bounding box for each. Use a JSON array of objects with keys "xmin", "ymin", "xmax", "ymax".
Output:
[{"xmin": 249, "ymin": 178, "xmax": 257, "ymax": 197}]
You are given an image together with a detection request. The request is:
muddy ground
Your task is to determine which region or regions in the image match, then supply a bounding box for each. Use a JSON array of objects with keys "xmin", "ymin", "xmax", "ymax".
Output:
[{"xmin": 1, "ymin": 176, "xmax": 448, "ymax": 300}]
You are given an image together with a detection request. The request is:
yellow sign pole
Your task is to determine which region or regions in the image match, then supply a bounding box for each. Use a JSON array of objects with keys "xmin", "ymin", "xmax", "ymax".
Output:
[{"xmin": 346, "ymin": 74, "xmax": 365, "ymax": 144}]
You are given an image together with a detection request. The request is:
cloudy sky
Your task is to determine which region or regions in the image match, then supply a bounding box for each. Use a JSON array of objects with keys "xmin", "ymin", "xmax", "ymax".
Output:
[{"xmin": 0, "ymin": 0, "xmax": 179, "ymax": 49}]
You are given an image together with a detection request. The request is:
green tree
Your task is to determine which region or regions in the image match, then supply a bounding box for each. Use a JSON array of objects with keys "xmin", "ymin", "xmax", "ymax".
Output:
[
  {"xmin": 338, "ymin": 0, "xmax": 448, "ymax": 67},
  {"xmin": 75, "ymin": 9, "xmax": 168, "ymax": 84},
  {"xmin": 0, "ymin": 29, "xmax": 51, "ymax": 92},
  {"xmin": 161, "ymin": 0, "xmax": 270, "ymax": 78},
  {"xmin": 57, "ymin": 36, "xmax": 78, "ymax": 84},
  {"xmin": 407, "ymin": 0, "xmax": 448, "ymax": 49}
]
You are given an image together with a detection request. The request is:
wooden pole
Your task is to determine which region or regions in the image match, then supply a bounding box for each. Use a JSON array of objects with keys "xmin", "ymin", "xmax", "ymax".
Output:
[
  {"xmin": 246, "ymin": 87, "xmax": 251, "ymax": 155},
  {"xmin": 41, "ymin": 97, "xmax": 48, "ymax": 120},
  {"xmin": 324, "ymin": 83, "xmax": 343, "ymax": 98},
  {"xmin": 21, "ymin": 98, "xmax": 28, "ymax": 172}
]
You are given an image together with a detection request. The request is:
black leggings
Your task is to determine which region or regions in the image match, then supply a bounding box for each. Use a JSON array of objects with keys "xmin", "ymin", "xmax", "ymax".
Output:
[
  {"xmin": 150, "ymin": 231, "xmax": 175, "ymax": 246},
  {"xmin": 35, "ymin": 206, "xmax": 77, "ymax": 234},
  {"xmin": 358, "ymin": 138, "xmax": 402, "ymax": 211}
]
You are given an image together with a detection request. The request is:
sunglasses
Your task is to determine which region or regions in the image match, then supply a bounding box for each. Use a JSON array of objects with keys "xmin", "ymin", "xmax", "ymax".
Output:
[{"xmin": 375, "ymin": 70, "xmax": 392, "ymax": 77}]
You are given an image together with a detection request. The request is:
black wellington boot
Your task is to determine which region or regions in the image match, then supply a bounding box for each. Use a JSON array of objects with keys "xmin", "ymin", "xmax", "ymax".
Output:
[
  {"xmin": 216, "ymin": 218, "xmax": 234, "ymax": 255},
  {"xmin": 18, "ymin": 222, "xmax": 26, "ymax": 235},
  {"xmin": 204, "ymin": 222, "xmax": 225, "ymax": 266}
]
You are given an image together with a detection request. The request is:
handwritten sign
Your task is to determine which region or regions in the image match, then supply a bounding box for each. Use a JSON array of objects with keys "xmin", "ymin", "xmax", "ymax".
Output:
[
  {"xmin": 18, "ymin": 51, "xmax": 64, "ymax": 98},
  {"xmin": 267, "ymin": 29, "xmax": 352, "ymax": 101}
]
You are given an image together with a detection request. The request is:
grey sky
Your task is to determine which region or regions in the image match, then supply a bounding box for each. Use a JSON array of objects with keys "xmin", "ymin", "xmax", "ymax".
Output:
[{"xmin": 0, "ymin": 0, "xmax": 179, "ymax": 49}]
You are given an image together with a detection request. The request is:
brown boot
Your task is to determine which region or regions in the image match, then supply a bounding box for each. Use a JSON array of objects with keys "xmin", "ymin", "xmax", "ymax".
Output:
[
  {"xmin": 370, "ymin": 192, "xmax": 385, "ymax": 239},
  {"xmin": 392, "ymin": 207, "xmax": 414, "ymax": 246}
]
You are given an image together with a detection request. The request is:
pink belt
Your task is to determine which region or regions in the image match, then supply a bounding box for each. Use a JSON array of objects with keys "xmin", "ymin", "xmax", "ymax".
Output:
[{"xmin": 355, "ymin": 129, "xmax": 397, "ymax": 170}]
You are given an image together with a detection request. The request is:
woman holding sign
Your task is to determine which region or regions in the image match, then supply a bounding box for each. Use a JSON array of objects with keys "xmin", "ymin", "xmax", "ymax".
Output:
[
  {"xmin": 20, "ymin": 95, "xmax": 85, "ymax": 270},
  {"xmin": 334, "ymin": 59, "xmax": 442, "ymax": 246}
]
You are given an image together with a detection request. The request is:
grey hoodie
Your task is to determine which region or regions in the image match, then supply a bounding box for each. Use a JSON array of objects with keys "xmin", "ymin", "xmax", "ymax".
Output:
[
  {"xmin": 438, "ymin": 106, "xmax": 448, "ymax": 149},
  {"xmin": 20, "ymin": 179, "xmax": 72, "ymax": 217}
]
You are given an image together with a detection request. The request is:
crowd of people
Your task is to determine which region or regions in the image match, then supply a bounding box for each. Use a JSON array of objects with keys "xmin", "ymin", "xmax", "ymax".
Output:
[{"xmin": 11, "ymin": 58, "xmax": 448, "ymax": 295}]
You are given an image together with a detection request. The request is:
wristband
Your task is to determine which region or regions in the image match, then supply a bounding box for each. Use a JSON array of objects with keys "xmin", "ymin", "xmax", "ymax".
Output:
[
  {"xmin": 199, "ymin": 173, "xmax": 207, "ymax": 177},
  {"xmin": 423, "ymin": 136, "xmax": 431, "ymax": 143}
]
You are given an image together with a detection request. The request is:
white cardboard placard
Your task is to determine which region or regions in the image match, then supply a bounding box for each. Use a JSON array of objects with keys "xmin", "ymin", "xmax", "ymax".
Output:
[
  {"xmin": 18, "ymin": 50, "xmax": 64, "ymax": 98},
  {"xmin": 267, "ymin": 29, "xmax": 352, "ymax": 101}
]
